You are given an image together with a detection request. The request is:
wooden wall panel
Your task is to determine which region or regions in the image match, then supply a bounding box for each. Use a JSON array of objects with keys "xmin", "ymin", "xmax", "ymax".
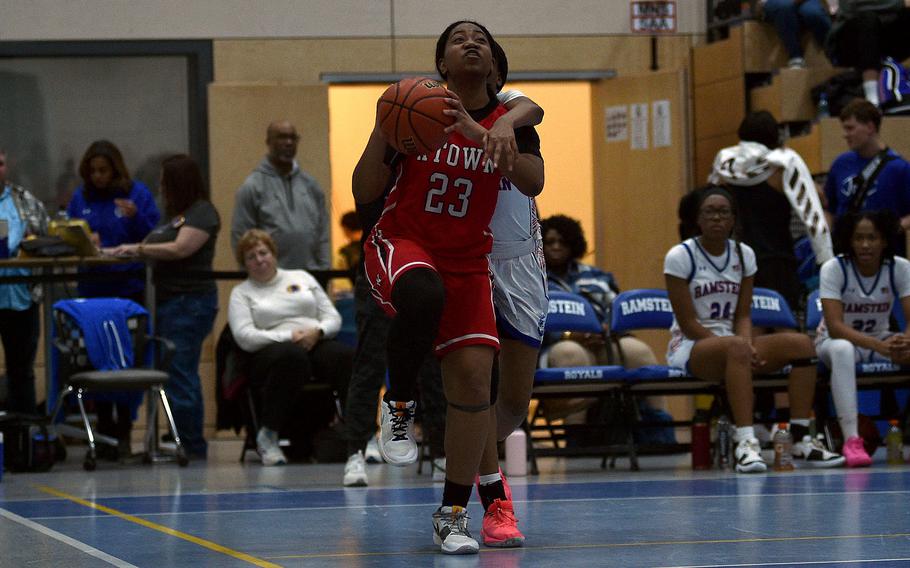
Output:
[
  {"xmin": 204, "ymin": 83, "xmax": 330, "ymax": 434},
  {"xmin": 693, "ymin": 78, "xmax": 745, "ymax": 141},
  {"xmin": 592, "ymin": 70, "xmax": 689, "ymax": 295},
  {"xmin": 215, "ymin": 36, "xmax": 698, "ymax": 84},
  {"xmin": 693, "ymin": 25, "xmax": 742, "ymax": 86}
]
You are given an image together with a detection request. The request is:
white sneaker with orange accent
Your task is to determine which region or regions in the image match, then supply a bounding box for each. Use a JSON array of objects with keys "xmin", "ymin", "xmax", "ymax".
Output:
[{"xmin": 378, "ymin": 399, "xmax": 417, "ymax": 465}]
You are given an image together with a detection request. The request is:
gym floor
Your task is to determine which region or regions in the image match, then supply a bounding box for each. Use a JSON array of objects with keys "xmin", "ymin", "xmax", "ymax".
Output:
[{"xmin": 1, "ymin": 441, "xmax": 909, "ymax": 567}]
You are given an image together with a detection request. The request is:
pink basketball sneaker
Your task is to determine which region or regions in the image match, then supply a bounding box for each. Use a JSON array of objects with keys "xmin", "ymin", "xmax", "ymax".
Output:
[
  {"xmin": 481, "ymin": 499, "xmax": 525, "ymax": 548},
  {"xmin": 843, "ymin": 436, "xmax": 872, "ymax": 468}
]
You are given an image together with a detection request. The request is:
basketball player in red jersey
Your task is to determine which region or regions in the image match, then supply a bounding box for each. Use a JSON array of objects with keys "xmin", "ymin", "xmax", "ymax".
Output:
[{"xmin": 353, "ymin": 20, "xmax": 544, "ymax": 555}]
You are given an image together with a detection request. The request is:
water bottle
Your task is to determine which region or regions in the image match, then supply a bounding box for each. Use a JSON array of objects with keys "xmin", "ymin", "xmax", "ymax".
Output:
[
  {"xmin": 817, "ymin": 93, "xmax": 830, "ymax": 120},
  {"xmin": 886, "ymin": 419, "xmax": 904, "ymax": 465},
  {"xmin": 773, "ymin": 423, "xmax": 794, "ymax": 471},
  {"xmin": 691, "ymin": 410, "xmax": 711, "ymax": 470},
  {"xmin": 716, "ymin": 415, "xmax": 731, "ymax": 469},
  {"xmin": 504, "ymin": 428, "xmax": 527, "ymax": 477}
]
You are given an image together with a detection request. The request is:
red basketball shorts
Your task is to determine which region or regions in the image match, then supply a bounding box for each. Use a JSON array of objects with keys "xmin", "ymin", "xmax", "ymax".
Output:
[{"xmin": 363, "ymin": 231, "xmax": 499, "ymax": 357}]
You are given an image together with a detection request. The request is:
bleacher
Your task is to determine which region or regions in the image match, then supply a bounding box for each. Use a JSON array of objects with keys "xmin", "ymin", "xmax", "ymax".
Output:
[{"xmin": 693, "ymin": 19, "xmax": 910, "ymax": 181}]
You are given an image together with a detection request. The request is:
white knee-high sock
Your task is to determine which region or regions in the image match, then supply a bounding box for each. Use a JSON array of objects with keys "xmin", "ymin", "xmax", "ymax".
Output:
[{"xmin": 819, "ymin": 338, "xmax": 859, "ymax": 438}]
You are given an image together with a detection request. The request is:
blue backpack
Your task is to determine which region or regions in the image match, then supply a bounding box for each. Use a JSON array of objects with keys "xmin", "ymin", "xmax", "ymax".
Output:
[{"xmin": 880, "ymin": 57, "xmax": 910, "ymax": 115}]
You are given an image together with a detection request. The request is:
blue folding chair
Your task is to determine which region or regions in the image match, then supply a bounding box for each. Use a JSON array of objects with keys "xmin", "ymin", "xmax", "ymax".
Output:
[{"xmin": 530, "ymin": 291, "xmax": 635, "ymax": 471}]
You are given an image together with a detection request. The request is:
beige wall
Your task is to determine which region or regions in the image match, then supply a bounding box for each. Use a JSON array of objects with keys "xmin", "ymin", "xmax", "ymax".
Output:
[{"xmin": 1, "ymin": 1, "xmax": 707, "ymax": 40}]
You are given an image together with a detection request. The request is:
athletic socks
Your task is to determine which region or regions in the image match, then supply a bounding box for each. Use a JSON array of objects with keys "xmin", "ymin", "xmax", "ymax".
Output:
[
  {"xmin": 863, "ymin": 80, "xmax": 880, "ymax": 106},
  {"xmin": 442, "ymin": 479, "xmax": 474, "ymax": 509},
  {"xmin": 477, "ymin": 472, "xmax": 506, "ymax": 511},
  {"xmin": 790, "ymin": 419, "xmax": 810, "ymax": 442},
  {"xmin": 734, "ymin": 425, "xmax": 756, "ymax": 442}
]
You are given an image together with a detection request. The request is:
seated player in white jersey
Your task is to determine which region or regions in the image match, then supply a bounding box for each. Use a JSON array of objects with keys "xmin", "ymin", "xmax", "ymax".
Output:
[
  {"xmin": 815, "ymin": 210, "xmax": 910, "ymax": 468},
  {"xmin": 443, "ymin": 39, "xmax": 546, "ymax": 548},
  {"xmin": 665, "ymin": 186, "xmax": 843, "ymax": 473}
]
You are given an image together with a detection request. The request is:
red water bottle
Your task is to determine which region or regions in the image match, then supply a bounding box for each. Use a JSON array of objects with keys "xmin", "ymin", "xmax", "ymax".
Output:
[{"xmin": 691, "ymin": 410, "xmax": 711, "ymax": 470}]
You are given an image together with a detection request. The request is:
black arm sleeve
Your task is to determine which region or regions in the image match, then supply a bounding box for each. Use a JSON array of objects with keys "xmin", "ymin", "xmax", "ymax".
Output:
[{"xmin": 515, "ymin": 125, "xmax": 541, "ymax": 158}]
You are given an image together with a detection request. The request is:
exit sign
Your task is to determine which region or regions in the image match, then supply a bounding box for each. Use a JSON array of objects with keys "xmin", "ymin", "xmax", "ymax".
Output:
[{"xmin": 631, "ymin": 1, "xmax": 677, "ymax": 34}]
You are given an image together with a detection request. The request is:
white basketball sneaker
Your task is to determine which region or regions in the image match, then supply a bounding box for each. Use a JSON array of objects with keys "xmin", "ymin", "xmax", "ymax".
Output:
[
  {"xmin": 432, "ymin": 505, "xmax": 479, "ymax": 555},
  {"xmin": 378, "ymin": 399, "xmax": 418, "ymax": 466},
  {"xmin": 734, "ymin": 437, "xmax": 768, "ymax": 473},
  {"xmin": 343, "ymin": 450, "xmax": 368, "ymax": 487}
]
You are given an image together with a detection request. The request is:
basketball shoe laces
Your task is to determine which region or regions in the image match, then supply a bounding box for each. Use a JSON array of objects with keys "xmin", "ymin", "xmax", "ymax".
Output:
[
  {"xmin": 389, "ymin": 403, "xmax": 414, "ymax": 442},
  {"xmin": 441, "ymin": 507, "xmax": 472, "ymax": 538},
  {"xmin": 487, "ymin": 500, "xmax": 518, "ymax": 526}
]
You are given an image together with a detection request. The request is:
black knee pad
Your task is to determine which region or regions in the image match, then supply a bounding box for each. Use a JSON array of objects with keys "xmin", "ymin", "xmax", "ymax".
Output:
[{"xmin": 391, "ymin": 268, "xmax": 444, "ymax": 321}]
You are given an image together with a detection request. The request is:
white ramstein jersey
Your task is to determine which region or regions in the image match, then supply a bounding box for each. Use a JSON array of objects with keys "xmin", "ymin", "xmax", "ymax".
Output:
[
  {"xmin": 817, "ymin": 255, "xmax": 910, "ymax": 339},
  {"xmin": 490, "ymin": 89, "xmax": 541, "ymax": 258},
  {"xmin": 664, "ymin": 238, "xmax": 757, "ymax": 339}
]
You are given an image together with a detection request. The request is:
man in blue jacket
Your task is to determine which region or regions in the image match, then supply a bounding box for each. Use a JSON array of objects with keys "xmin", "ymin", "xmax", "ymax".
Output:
[{"xmin": 824, "ymin": 100, "xmax": 910, "ymax": 255}]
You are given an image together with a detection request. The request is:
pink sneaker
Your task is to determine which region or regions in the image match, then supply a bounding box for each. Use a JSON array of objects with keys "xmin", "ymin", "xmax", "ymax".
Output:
[
  {"xmin": 481, "ymin": 499, "xmax": 524, "ymax": 548},
  {"xmin": 843, "ymin": 436, "xmax": 872, "ymax": 468}
]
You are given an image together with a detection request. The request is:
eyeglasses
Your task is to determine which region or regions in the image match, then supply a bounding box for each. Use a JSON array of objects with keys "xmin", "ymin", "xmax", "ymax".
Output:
[{"xmin": 699, "ymin": 208, "xmax": 733, "ymax": 219}]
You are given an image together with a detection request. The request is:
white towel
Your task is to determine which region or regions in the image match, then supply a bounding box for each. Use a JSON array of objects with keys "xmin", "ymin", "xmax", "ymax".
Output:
[{"xmin": 709, "ymin": 141, "xmax": 833, "ymax": 264}]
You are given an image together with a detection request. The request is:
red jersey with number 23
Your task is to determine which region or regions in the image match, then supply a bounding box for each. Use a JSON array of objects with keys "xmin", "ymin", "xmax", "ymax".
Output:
[{"xmin": 375, "ymin": 103, "xmax": 509, "ymax": 260}]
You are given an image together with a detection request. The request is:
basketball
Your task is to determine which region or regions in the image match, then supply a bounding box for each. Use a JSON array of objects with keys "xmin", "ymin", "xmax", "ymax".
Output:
[{"xmin": 377, "ymin": 77, "xmax": 454, "ymax": 155}]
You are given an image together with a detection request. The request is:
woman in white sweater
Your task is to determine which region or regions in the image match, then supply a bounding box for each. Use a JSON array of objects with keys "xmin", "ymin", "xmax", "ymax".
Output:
[{"xmin": 229, "ymin": 229, "xmax": 353, "ymax": 465}]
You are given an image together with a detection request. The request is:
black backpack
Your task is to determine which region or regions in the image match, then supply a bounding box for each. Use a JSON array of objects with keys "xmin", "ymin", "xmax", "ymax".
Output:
[
  {"xmin": 812, "ymin": 70, "xmax": 864, "ymax": 117},
  {"xmin": 0, "ymin": 413, "xmax": 58, "ymax": 472}
]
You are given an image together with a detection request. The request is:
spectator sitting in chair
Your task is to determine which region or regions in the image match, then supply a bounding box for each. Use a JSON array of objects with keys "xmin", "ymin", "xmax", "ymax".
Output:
[
  {"xmin": 757, "ymin": 0, "xmax": 831, "ymax": 69},
  {"xmin": 228, "ymin": 229, "xmax": 353, "ymax": 466},
  {"xmin": 540, "ymin": 214, "xmax": 658, "ymax": 370},
  {"xmin": 538, "ymin": 214, "xmax": 663, "ymax": 428}
]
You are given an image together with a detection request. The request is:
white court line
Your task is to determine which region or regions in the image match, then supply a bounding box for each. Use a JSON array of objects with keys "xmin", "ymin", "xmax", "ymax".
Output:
[
  {"xmin": 658, "ymin": 558, "xmax": 910, "ymax": 567},
  {"xmin": 0, "ymin": 507, "xmax": 138, "ymax": 568},
  {"xmin": 24, "ymin": 488, "xmax": 910, "ymax": 520}
]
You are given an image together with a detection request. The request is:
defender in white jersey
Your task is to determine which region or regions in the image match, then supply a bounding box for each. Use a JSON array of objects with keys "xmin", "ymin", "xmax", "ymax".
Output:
[
  {"xmin": 666, "ymin": 187, "xmax": 843, "ymax": 472},
  {"xmin": 441, "ymin": 44, "xmax": 546, "ymax": 548},
  {"xmin": 816, "ymin": 210, "xmax": 910, "ymax": 467}
]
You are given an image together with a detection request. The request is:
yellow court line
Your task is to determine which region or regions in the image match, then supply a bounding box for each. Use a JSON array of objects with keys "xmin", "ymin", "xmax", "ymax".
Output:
[
  {"xmin": 35, "ymin": 485, "xmax": 282, "ymax": 568},
  {"xmin": 266, "ymin": 531, "xmax": 910, "ymax": 560}
]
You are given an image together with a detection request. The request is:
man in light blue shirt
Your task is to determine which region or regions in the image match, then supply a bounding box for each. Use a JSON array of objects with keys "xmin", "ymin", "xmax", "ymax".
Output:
[{"xmin": 0, "ymin": 148, "xmax": 49, "ymax": 414}]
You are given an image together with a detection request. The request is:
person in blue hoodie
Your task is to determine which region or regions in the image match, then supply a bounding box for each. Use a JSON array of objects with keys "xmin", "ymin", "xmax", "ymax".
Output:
[{"xmin": 67, "ymin": 140, "xmax": 160, "ymax": 458}]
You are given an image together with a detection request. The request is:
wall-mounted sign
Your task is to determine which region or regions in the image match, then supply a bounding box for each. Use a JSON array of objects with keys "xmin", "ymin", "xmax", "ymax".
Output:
[{"xmin": 630, "ymin": 1, "xmax": 677, "ymax": 34}]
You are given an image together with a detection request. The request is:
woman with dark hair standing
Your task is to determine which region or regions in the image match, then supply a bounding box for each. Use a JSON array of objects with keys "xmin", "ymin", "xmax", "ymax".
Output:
[
  {"xmin": 68, "ymin": 140, "xmax": 160, "ymax": 458},
  {"xmin": 353, "ymin": 20, "xmax": 543, "ymax": 554},
  {"xmin": 816, "ymin": 210, "xmax": 910, "ymax": 467},
  {"xmin": 665, "ymin": 187, "xmax": 842, "ymax": 473},
  {"xmin": 68, "ymin": 140, "xmax": 160, "ymax": 300},
  {"xmin": 108, "ymin": 154, "xmax": 220, "ymax": 459}
]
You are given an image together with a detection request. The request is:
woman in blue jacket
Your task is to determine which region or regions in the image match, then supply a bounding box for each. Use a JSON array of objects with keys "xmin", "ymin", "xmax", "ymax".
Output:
[{"xmin": 67, "ymin": 140, "xmax": 160, "ymax": 458}]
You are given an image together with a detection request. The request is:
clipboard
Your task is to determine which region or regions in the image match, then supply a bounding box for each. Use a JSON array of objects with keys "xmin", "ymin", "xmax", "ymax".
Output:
[{"xmin": 48, "ymin": 219, "xmax": 100, "ymax": 257}]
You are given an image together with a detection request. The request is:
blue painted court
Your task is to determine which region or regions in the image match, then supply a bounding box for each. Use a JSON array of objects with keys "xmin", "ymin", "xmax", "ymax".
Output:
[{"xmin": 2, "ymin": 444, "xmax": 910, "ymax": 567}]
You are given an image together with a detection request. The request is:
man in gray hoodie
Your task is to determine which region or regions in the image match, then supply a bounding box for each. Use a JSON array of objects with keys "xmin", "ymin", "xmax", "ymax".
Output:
[{"xmin": 231, "ymin": 120, "xmax": 330, "ymax": 271}]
